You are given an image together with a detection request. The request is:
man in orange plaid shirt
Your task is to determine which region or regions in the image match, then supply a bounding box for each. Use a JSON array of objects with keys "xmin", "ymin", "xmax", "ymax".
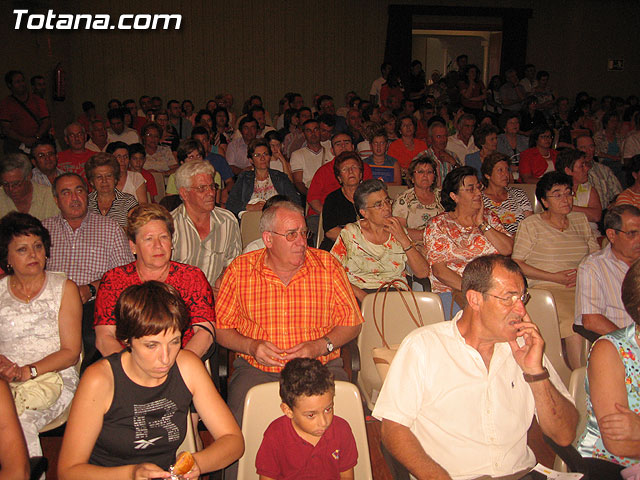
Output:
[{"xmin": 215, "ymin": 199, "xmax": 363, "ymax": 425}]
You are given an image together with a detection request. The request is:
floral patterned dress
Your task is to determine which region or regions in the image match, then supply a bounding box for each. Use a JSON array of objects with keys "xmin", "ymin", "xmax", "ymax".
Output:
[
  {"xmin": 330, "ymin": 221, "xmax": 408, "ymax": 290},
  {"xmin": 424, "ymin": 211, "xmax": 509, "ymax": 293},
  {"xmin": 392, "ymin": 187, "xmax": 444, "ymax": 232}
]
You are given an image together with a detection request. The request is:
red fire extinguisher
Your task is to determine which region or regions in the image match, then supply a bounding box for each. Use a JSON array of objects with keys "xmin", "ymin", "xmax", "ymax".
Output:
[{"xmin": 53, "ymin": 63, "xmax": 65, "ymax": 102}]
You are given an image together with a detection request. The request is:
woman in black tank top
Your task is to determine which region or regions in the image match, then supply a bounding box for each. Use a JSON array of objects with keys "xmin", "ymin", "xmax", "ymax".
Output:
[{"xmin": 58, "ymin": 282, "xmax": 243, "ymax": 480}]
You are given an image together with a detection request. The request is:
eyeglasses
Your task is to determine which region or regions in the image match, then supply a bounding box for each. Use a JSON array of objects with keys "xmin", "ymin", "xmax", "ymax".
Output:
[
  {"xmin": 367, "ymin": 197, "xmax": 393, "ymax": 209},
  {"xmin": 538, "ymin": 134, "xmax": 553, "ymax": 139},
  {"xmin": 35, "ymin": 152, "xmax": 56, "ymax": 160},
  {"xmin": 189, "ymin": 183, "xmax": 217, "ymax": 193},
  {"xmin": 546, "ymin": 191, "xmax": 574, "ymax": 199},
  {"xmin": 186, "ymin": 153, "xmax": 203, "ymax": 161},
  {"xmin": 339, "ymin": 166, "xmax": 361, "ymax": 173},
  {"xmin": 252, "ymin": 152, "xmax": 271, "ymax": 159},
  {"xmin": 614, "ymin": 228, "xmax": 640, "ymax": 239},
  {"xmin": 460, "ymin": 184, "xmax": 484, "ymax": 193},
  {"xmin": 484, "ymin": 291, "xmax": 531, "ymax": 306},
  {"xmin": 1, "ymin": 178, "xmax": 26, "ymax": 189},
  {"xmin": 269, "ymin": 229, "xmax": 311, "ymax": 242}
]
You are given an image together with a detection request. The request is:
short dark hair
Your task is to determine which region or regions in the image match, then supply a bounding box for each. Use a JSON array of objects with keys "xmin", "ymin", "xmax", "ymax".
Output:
[
  {"xmin": 440, "ymin": 166, "xmax": 478, "ymax": 212},
  {"xmin": 536, "ymin": 70, "xmax": 549, "ymax": 81},
  {"xmin": 31, "ymin": 135, "xmax": 57, "ymax": 155},
  {"xmin": 555, "ymin": 149, "xmax": 585, "ymax": 174},
  {"xmin": 456, "ymin": 54, "xmax": 468, "ymax": 63},
  {"xmin": 238, "ymin": 115, "xmax": 258, "ymax": 131},
  {"xmin": 529, "ymin": 125, "xmax": 553, "ymax": 149},
  {"xmin": 85, "ymin": 152, "xmax": 120, "ymax": 183},
  {"xmin": 396, "ymin": 114, "xmax": 417, "ymax": 137},
  {"xmin": 105, "ymin": 141, "xmax": 129, "ymax": 154},
  {"xmin": 535, "ymin": 171, "xmax": 572, "ymax": 208},
  {"xmin": 628, "ymin": 154, "xmax": 640, "ymax": 174},
  {"xmin": 4, "ymin": 70, "xmax": 23, "ymax": 88},
  {"xmin": 317, "ymin": 113, "xmax": 336, "ymax": 128},
  {"xmin": 474, "ymin": 124, "xmax": 499, "ymax": 149},
  {"xmin": 264, "ymin": 130, "xmax": 283, "ymax": 144},
  {"xmin": 0, "ymin": 212, "xmax": 51, "ymax": 273},
  {"xmin": 604, "ymin": 204, "xmax": 640, "ymax": 232},
  {"xmin": 52, "ymin": 173, "xmax": 88, "ymax": 197},
  {"xmin": 481, "ymin": 152, "xmax": 510, "ymax": 186},
  {"xmin": 462, "ymin": 254, "xmax": 525, "ymax": 296},
  {"xmin": 407, "ymin": 155, "xmax": 438, "ymax": 189},
  {"xmin": 602, "ymin": 112, "xmax": 619, "ymax": 129},
  {"xmin": 177, "ymin": 139, "xmax": 206, "ymax": 164},
  {"xmin": 107, "ymin": 108, "xmax": 125, "ymax": 122},
  {"xmin": 333, "ymin": 151, "xmax": 364, "ymax": 181},
  {"xmin": 499, "ymin": 111, "xmax": 520, "ymax": 130},
  {"xmin": 279, "ymin": 358, "xmax": 335, "ymax": 409},
  {"xmin": 354, "ymin": 179, "xmax": 387, "ymax": 218},
  {"xmin": 191, "ymin": 125, "xmax": 210, "ymax": 138},
  {"xmin": 30, "ymin": 74, "xmax": 44, "ymax": 86},
  {"xmin": 212, "ymin": 106, "xmax": 229, "ymax": 126},
  {"xmin": 247, "ymin": 138, "xmax": 271, "ymax": 159},
  {"xmin": 128, "ymin": 143, "xmax": 145, "ymax": 157},
  {"xmin": 166, "ymin": 99, "xmax": 179, "ymax": 109},
  {"xmin": 194, "ymin": 109, "xmax": 213, "ymax": 126},
  {"xmin": 82, "ymin": 101, "xmax": 95, "ymax": 112},
  {"xmin": 114, "ymin": 281, "xmax": 190, "ymax": 345}
]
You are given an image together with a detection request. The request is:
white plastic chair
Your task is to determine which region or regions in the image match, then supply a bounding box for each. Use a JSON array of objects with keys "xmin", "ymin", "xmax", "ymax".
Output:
[
  {"xmin": 553, "ymin": 366, "xmax": 587, "ymax": 471},
  {"xmin": 358, "ymin": 290, "xmax": 444, "ymax": 411},
  {"xmin": 240, "ymin": 210, "xmax": 263, "ymax": 249},
  {"xmin": 237, "ymin": 381, "xmax": 373, "ymax": 479},
  {"xmin": 386, "ymin": 185, "xmax": 408, "ymax": 200},
  {"xmin": 316, "ymin": 210, "xmax": 325, "ymax": 248},
  {"xmin": 526, "ymin": 288, "xmax": 572, "ymax": 388}
]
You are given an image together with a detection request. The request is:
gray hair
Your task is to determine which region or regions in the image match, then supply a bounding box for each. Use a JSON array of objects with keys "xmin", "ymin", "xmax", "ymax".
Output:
[
  {"xmin": 428, "ymin": 121, "xmax": 447, "ymax": 137},
  {"xmin": 63, "ymin": 122, "xmax": 86, "ymax": 137},
  {"xmin": 604, "ymin": 204, "xmax": 640, "ymax": 232},
  {"xmin": 354, "ymin": 179, "xmax": 387, "ymax": 218},
  {"xmin": 1, "ymin": 153, "xmax": 32, "ymax": 178},
  {"xmin": 175, "ymin": 160, "xmax": 216, "ymax": 191},
  {"xmin": 259, "ymin": 200, "xmax": 304, "ymax": 233}
]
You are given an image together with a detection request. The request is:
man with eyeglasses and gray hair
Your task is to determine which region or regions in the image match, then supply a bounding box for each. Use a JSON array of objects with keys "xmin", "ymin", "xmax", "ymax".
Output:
[
  {"xmin": 29, "ymin": 135, "xmax": 64, "ymax": 187},
  {"xmin": 215, "ymin": 198, "xmax": 363, "ymax": 428},
  {"xmin": 374, "ymin": 254, "xmax": 577, "ymax": 480},
  {"xmin": 171, "ymin": 160, "xmax": 240, "ymax": 297},
  {"xmin": 574, "ymin": 204, "xmax": 640, "ymax": 342},
  {"xmin": 0, "ymin": 151, "xmax": 58, "ymax": 219}
]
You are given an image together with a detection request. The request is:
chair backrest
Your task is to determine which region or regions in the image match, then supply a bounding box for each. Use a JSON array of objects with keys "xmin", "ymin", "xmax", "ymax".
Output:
[
  {"xmin": 526, "ymin": 288, "xmax": 572, "ymax": 388},
  {"xmin": 387, "ymin": 185, "xmax": 408, "ymax": 200},
  {"xmin": 358, "ymin": 290, "xmax": 445, "ymax": 411},
  {"xmin": 316, "ymin": 210, "xmax": 325, "ymax": 248},
  {"xmin": 240, "ymin": 210, "xmax": 263, "ymax": 249},
  {"xmin": 509, "ymin": 183, "xmax": 542, "ymax": 214},
  {"xmin": 237, "ymin": 381, "xmax": 373, "ymax": 480},
  {"xmin": 151, "ymin": 171, "xmax": 166, "ymax": 203},
  {"xmin": 553, "ymin": 366, "xmax": 588, "ymax": 472}
]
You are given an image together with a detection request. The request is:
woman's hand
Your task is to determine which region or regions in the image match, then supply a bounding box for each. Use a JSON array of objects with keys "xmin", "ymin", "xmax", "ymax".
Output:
[
  {"xmin": 384, "ymin": 217, "xmax": 411, "ymax": 246},
  {"xmin": 473, "ymin": 202, "xmax": 485, "ymax": 227},
  {"xmin": 132, "ymin": 462, "xmax": 170, "ymax": 480},
  {"xmin": 0, "ymin": 356, "xmax": 20, "ymax": 382},
  {"xmin": 552, "ymin": 269, "xmax": 577, "ymax": 287},
  {"xmin": 182, "ymin": 459, "xmax": 202, "ymax": 479},
  {"xmin": 600, "ymin": 403, "xmax": 640, "ymax": 442}
]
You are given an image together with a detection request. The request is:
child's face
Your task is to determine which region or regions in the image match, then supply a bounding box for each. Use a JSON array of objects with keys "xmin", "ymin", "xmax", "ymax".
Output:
[{"xmin": 282, "ymin": 391, "xmax": 334, "ymax": 443}]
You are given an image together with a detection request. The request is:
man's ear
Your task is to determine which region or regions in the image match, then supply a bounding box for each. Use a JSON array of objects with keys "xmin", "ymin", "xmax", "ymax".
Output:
[
  {"xmin": 262, "ymin": 231, "xmax": 272, "ymax": 248},
  {"xmin": 466, "ymin": 289, "xmax": 483, "ymax": 312},
  {"xmin": 280, "ymin": 402, "xmax": 294, "ymax": 419},
  {"xmin": 605, "ymin": 228, "xmax": 616, "ymax": 246}
]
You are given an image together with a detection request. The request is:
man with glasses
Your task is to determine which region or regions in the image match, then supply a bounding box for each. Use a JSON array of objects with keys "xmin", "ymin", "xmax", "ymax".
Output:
[
  {"xmin": 30, "ymin": 135, "xmax": 64, "ymax": 187},
  {"xmin": 575, "ymin": 205, "xmax": 640, "ymax": 341},
  {"xmin": 374, "ymin": 254, "xmax": 577, "ymax": 480},
  {"xmin": 215, "ymin": 199, "xmax": 363, "ymax": 429},
  {"xmin": 0, "ymin": 152, "xmax": 58, "ymax": 220},
  {"xmin": 171, "ymin": 160, "xmax": 240, "ymax": 296}
]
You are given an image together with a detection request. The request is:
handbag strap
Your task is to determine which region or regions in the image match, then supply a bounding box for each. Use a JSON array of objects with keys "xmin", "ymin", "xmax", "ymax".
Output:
[{"xmin": 372, "ymin": 279, "xmax": 424, "ymax": 349}]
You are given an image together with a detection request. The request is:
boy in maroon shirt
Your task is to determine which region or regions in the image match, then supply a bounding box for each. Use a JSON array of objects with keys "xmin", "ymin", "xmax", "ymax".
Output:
[{"xmin": 255, "ymin": 358, "xmax": 357, "ymax": 479}]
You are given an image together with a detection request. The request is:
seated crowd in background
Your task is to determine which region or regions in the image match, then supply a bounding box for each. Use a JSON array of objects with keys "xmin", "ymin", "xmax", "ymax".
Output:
[{"xmin": 1, "ymin": 60, "xmax": 640, "ymax": 478}]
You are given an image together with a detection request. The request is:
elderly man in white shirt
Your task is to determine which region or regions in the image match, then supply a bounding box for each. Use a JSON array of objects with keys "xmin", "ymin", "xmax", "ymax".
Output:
[
  {"xmin": 171, "ymin": 160, "xmax": 241, "ymax": 296},
  {"xmin": 575, "ymin": 204, "xmax": 640, "ymax": 341},
  {"xmin": 374, "ymin": 254, "xmax": 577, "ymax": 480},
  {"xmin": 446, "ymin": 113, "xmax": 479, "ymax": 164}
]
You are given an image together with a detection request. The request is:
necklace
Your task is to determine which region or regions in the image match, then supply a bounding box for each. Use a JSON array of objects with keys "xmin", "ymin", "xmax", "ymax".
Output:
[{"xmin": 11, "ymin": 276, "xmax": 44, "ymax": 303}]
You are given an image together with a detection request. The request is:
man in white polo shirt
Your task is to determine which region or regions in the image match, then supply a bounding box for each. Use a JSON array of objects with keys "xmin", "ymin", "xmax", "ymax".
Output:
[
  {"xmin": 290, "ymin": 119, "xmax": 330, "ymax": 195},
  {"xmin": 374, "ymin": 255, "xmax": 577, "ymax": 480}
]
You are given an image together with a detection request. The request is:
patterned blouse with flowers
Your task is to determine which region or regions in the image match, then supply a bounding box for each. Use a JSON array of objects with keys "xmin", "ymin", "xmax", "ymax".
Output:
[
  {"xmin": 424, "ymin": 211, "xmax": 509, "ymax": 293},
  {"xmin": 330, "ymin": 221, "xmax": 408, "ymax": 290},
  {"xmin": 577, "ymin": 324, "xmax": 640, "ymax": 467},
  {"xmin": 392, "ymin": 187, "xmax": 444, "ymax": 231}
]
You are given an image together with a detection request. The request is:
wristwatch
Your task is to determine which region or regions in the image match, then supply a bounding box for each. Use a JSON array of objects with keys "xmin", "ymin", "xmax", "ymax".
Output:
[
  {"xmin": 323, "ymin": 336, "xmax": 334, "ymax": 354},
  {"xmin": 523, "ymin": 367, "xmax": 550, "ymax": 383},
  {"xmin": 478, "ymin": 222, "xmax": 491, "ymax": 234},
  {"xmin": 29, "ymin": 365, "xmax": 38, "ymax": 379},
  {"xmin": 88, "ymin": 283, "xmax": 97, "ymax": 298}
]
